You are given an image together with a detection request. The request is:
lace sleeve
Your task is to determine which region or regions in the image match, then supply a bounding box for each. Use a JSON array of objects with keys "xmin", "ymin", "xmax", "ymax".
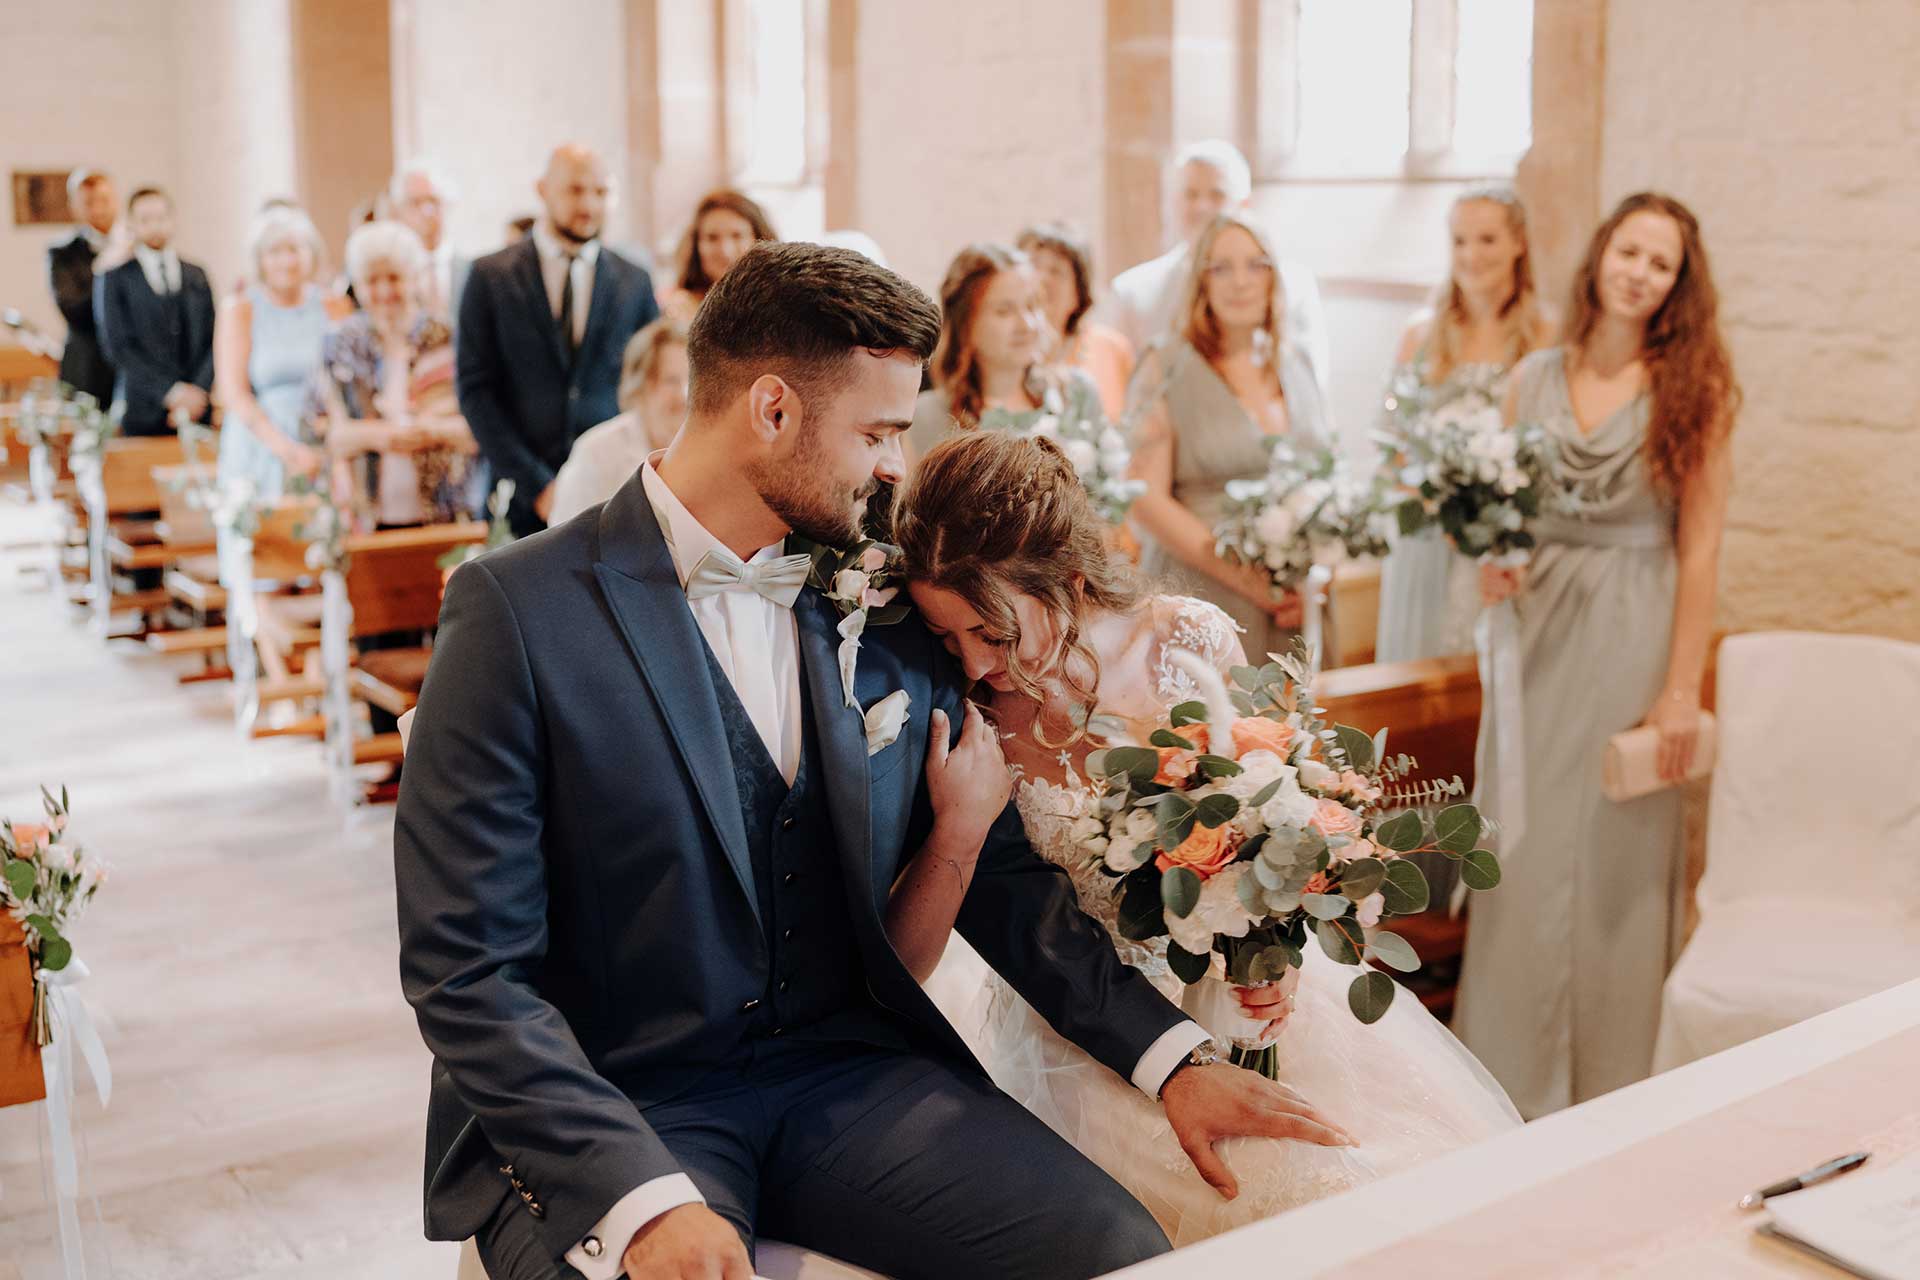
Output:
[{"xmin": 1150, "ymin": 597, "xmax": 1243, "ymax": 702}]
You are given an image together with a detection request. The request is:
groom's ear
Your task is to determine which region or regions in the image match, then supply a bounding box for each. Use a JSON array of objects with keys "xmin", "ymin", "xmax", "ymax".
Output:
[{"xmin": 745, "ymin": 374, "xmax": 796, "ymax": 445}]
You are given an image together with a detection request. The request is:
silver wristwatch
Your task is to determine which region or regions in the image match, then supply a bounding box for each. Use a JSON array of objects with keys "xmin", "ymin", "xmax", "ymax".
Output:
[{"xmin": 1185, "ymin": 1040, "xmax": 1220, "ymax": 1070}]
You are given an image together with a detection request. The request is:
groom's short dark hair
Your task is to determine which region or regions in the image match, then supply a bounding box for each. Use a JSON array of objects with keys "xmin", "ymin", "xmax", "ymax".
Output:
[{"xmin": 686, "ymin": 241, "xmax": 940, "ymax": 416}]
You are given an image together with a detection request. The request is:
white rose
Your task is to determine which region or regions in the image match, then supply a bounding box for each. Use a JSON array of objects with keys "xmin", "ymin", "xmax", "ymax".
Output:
[
  {"xmin": 1083, "ymin": 835, "xmax": 1110, "ymax": 859},
  {"xmin": 833, "ymin": 568, "xmax": 871, "ymax": 601},
  {"xmin": 1122, "ymin": 808, "xmax": 1158, "ymax": 842},
  {"xmin": 1061, "ymin": 438, "xmax": 1098, "ymax": 476},
  {"xmin": 1104, "ymin": 837, "xmax": 1152, "ymax": 873},
  {"xmin": 1254, "ymin": 505, "xmax": 1298, "ymax": 547},
  {"xmin": 1260, "ymin": 786, "xmax": 1320, "ymax": 832},
  {"xmin": 42, "ymin": 842, "xmax": 73, "ymax": 873},
  {"xmin": 1167, "ymin": 866, "xmax": 1259, "ymax": 954},
  {"xmin": 1298, "ymin": 758, "xmax": 1333, "ymax": 790},
  {"xmin": 1029, "ymin": 414, "xmax": 1061, "ymax": 439},
  {"xmin": 1222, "ymin": 750, "xmax": 1291, "ymax": 802},
  {"xmin": 1069, "ymin": 814, "xmax": 1107, "ymax": 845},
  {"xmin": 1356, "ymin": 891, "xmax": 1386, "ymax": 928}
]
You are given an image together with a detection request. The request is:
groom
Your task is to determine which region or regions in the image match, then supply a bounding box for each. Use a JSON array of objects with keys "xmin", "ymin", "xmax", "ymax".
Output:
[{"xmin": 396, "ymin": 242, "xmax": 1341, "ymax": 1280}]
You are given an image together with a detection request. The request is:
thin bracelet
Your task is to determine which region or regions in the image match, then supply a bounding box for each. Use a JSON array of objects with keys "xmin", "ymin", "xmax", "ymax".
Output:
[{"xmin": 929, "ymin": 853, "xmax": 969, "ymax": 889}]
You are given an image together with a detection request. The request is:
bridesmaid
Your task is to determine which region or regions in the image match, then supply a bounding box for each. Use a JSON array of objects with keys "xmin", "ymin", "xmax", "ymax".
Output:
[
  {"xmin": 658, "ymin": 189, "xmax": 777, "ymax": 327},
  {"xmin": 1126, "ymin": 213, "xmax": 1335, "ymax": 663},
  {"xmin": 1453, "ymin": 193, "xmax": 1739, "ymax": 1119},
  {"xmin": 212, "ymin": 205, "xmax": 352, "ymax": 585},
  {"xmin": 1375, "ymin": 187, "xmax": 1553, "ymax": 663},
  {"xmin": 1018, "ymin": 221, "xmax": 1136, "ymax": 420},
  {"xmin": 906, "ymin": 242, "xmax": 1106, "ymax": 463}
]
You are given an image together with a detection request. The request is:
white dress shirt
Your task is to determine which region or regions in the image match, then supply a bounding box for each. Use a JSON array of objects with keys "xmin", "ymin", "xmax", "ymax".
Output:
[
  {"xmin": 567, "ymin": 459, "xmax": 1207, "ymax": 1274},
  {"xmin": 135, "ymin": 244, "xmax": 181, "ymax": 295},
  {"xmin": 532, "ymin": 222, "xmax": 599, "ymax": 350},
  {"xmin": 1102, "ymin": 240, "xmax": 1331, "ymax": 390}
]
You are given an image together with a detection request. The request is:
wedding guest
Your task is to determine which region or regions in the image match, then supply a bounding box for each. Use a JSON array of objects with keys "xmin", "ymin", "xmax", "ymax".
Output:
[
  {"xmin": 1454, "ymin": 193, "xmax": 1740, "ymax": 1119},
  {"xmin": 390, "ymin": 161, "xmax": 464, "ymax": 322},
  {"xmin": 1375, "ymin": 187, "xmax": 1554, "ymax": 664},
  {"xmin": 1018, "ymin": 221, "xmax": 1135, "ymax": 419},
  {"xmin": 46, "ymin": 167, "xmax": 128, "ymax": 404},
  {"xmin": 457, "ymin": 142, "xmax": 660, "ymax": 535},
  {"xmin": 905, "ymin": 242, "xmax": 1106, "ymax": 464},
  {"xmin": 546, "ymin": 319, "xmax": 689, "ymax": 525},
  {"xmin": 308, "ymin": 220, "xmax": 477, "ymax": 530},
  {"xmin": 1126, "ymin": 213, "xmax": 1335, "ymax": 662},
  {"xmin": 211, "ymin": 206, "xmax": 352, "ymax": 582},
  {"xmin": 1103, "ymin": 140, "xmax": 1329, "ymax": 389},
  {"xmin": 93, "ymin": 186, "xmax": 215, "ymax": 435},
  {"xmin": 659, "ymin": 189, "xmax": 777, "ymax": 327}
]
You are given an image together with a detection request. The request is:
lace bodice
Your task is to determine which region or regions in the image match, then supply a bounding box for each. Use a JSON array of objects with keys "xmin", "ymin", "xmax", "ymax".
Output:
[{"xmin": 1007, "ymin": 595, "xmax": 1239, "ymax": 987}]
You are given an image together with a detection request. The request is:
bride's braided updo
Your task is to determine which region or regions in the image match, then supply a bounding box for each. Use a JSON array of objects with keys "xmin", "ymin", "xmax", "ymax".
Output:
[{"xmin": 893, "ymin": 431, "xmax": 1142, "ymax": 743}]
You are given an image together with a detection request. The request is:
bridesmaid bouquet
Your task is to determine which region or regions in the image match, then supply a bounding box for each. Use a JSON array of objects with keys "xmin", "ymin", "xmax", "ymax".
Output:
[
  {"xmin": 1027, "ymin": 392, "xmax": 1145, "ymax": 525},
  {"xmin": 1213, "ymin": 441, "xmax": 1389, "ymax": 597},
  {"xmin": 2, "ymin": 788, "xmax": 108, "ymax": 1048},
  {"xmin": 1377, "ymin": 385, "xmax": 1549, "ymax": 564},
  {"xmin": 1075, "ymin": 652, "xmax": 1500, "ymax": 1077}
]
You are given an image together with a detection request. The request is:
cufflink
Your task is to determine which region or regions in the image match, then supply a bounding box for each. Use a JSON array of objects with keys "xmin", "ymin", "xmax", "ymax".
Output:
[{"xmin": 582, "ymin": 1237, "xmax": 604, "ymax": 1259}]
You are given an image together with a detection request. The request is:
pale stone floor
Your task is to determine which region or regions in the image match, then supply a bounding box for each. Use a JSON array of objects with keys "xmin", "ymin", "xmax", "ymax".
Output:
[{"xmin": 0, "ymin": 500, "xmax": 457, "ymax": 1279}]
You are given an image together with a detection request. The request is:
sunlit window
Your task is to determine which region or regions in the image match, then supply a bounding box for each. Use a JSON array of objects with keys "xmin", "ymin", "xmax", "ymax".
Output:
[
  {"xmin": 1295, "ymin": 0, "xmax": 1413, "ymax": 164},
  {"xmin": 1454, "ymin": 0, "xmax": 1533, "ymax": 155},
  {"xmin": 739, "ymin": 0, "xmax": 807, "ymax": 186}
]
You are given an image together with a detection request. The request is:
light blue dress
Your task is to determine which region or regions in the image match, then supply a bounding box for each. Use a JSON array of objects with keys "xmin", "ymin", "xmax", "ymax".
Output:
[
  {"xmin": 216, "ymin": 286, "xmax": 333, "ymax": 499},
  {"xmin": 1374, "ymin": 357, "xmax": 1512, "ymax": 664}
]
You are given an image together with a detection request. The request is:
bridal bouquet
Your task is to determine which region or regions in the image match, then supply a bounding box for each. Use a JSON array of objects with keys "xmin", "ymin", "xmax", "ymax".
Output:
[
  {"xmin": 1028, "ymin": 394, "xmax": 1145, "ymax": 525},
  {"xmin": 2, "ymin": 788, "xmax": 107, "ymax": 1048},
  {"xmin": 1377, "ymin": 378, "xmax": 1550, "ymax": 565},
  {"xmin": 1080, "ymin": 653, "xmax": 1499, "ymax": 1077},
  {"xmin": 1213, "ymin": 441, "xmax": 1390, "ymax": 599}
]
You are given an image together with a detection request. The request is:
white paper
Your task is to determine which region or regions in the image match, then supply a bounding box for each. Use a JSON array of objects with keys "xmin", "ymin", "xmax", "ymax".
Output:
[{"xmin": 1765, "ymin": 1158, "xmax": 1920, "ymax": 1280}]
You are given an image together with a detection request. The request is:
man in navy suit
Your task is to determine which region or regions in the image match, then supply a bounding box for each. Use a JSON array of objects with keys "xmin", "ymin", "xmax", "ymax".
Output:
[
  {"xmin": 397, "ymin": 243, "xmax": 1344, "ymax": 1280},
  {"xmin": 46, "ymin": 167, "xmax": 127, "ymax": 405},
  {"xmin": 456, "ymin": 143, "xmax": 660, "ymax": 536},
  {"xmin": 93, "ymin": 186, "xmax": 215, "ymax": 436}
]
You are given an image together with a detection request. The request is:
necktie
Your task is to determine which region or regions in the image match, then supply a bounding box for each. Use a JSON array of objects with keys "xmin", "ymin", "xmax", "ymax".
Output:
[
  {"xmin": 685, "ymin": 549, "xmax": 813, "ymax": 609},
  {"xmin": 557, "ymin": 252, "xmax": 577, "ymax": 363}
]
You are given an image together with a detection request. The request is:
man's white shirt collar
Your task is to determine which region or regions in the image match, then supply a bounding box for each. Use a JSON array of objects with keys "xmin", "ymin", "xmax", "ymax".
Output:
[
  {"xmin": 640, "ymin": 453, "xmax": 786, "ymax": 587},
  {"xmin": 532, "ymin": 221, "xmax": 600, "ymax": 269}
]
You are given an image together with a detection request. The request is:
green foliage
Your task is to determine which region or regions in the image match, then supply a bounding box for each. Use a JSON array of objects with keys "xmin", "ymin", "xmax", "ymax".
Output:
[
  {"xmin": 1366, "ymin": 930, "xmax": 1420, "ymax": 973},
  {"xmin": 1461, "ymin": 848, "xmax": 1503, "ymax": 891},
  {"xmin": 1316, "ymin": 917, "xmax": 1364, "ymax": 964},
  {"xmin": 1348, "ymin": 970, "xmax": 1397, "ymax": 1023},
  {"xmin": 1435, "ymin": 804, "xmax": 1483, "ymax": 855},
  {"xmin": 1167, "ymin": 941, "xmax": 1211, "ymax": 984},
  {"xmin": 1338, "ymin": 857, "xmax": 1387, "ymax": 899},
  {"xmin": 1161, "ymin": 866, "xmax": 1201, "ymax": 919},
  {"xmin": 1380, "ymin": 859, "xmax": 1431, "ymax": 915},
  {"xmin": 1372, "ymin": 810, "xmax": 1424, "ymax": 853}
]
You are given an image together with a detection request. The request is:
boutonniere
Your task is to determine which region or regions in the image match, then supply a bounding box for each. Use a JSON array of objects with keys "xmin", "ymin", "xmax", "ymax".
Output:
[{"xmin": 795, "ymin": 537, "xmax": 912, "ymax": 707}]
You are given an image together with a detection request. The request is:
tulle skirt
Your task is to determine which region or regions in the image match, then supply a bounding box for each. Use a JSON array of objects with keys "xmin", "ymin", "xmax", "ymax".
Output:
[{"xmin": 923, "ymin": 938, "xmax": 1521, "ymax": 1247}]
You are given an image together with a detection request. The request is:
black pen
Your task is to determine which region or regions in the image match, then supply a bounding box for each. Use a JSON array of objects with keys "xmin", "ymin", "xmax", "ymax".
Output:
[{"xmin": 1738, "ymin": 1152, "xmax": 1871, "ymax": 1210}]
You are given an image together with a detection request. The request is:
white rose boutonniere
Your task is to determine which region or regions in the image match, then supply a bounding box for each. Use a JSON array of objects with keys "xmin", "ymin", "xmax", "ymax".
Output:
[{"xmin": 800, "ymin": 537, "xmax": 912, "ymax": 707}]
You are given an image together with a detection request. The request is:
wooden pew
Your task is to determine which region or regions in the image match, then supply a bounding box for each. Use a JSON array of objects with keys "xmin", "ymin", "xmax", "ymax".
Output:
[
  {"xmin": 319, "ymin": 521, "xmax": 485, "ymax": 804},
  {"xmin": 232, "ymin": 500, "xmax": 326, "ymax": 736},
  {"xmin": 1328, "ymin": 560, "xmax": 1383, "ymax": 668}
]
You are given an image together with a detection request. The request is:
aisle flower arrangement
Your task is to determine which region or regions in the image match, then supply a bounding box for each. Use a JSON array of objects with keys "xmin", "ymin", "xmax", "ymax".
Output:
[{"xmin": 2, "ymin": 788, "xmax": 107, "ymax": 1049}]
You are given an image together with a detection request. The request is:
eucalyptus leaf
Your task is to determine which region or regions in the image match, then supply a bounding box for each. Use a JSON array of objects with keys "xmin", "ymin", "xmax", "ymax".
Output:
[
  {"xmin": 1229, "ymin": 665, "xmax": 1262, "ymax": 692},
  {"xmin": 1252, "ymin": 857, "xmax": 1288, "ymax": 890},
  {"xmin": 1167, "ymin": 941, "xmax": 1211, "ymax": 985},
  {"xmin": 1348, "ymin": 969, "xmax": 1397, "ymax": 1023},
  {"xmin": 1248, "ymin": 778, "xmax": 1283, "ymax": 809},
  {"xmin": 2, "ymin": 861, "xmax": 33, "ymax": 901},
  {"xmin": 1264, "ymin": 888, "xmax": 1302, "ymax": 914},
  {"xmin": 1373, "ymin": 810, "xmax": 1424, "ymax": 853},
  {"xmin": 1117, "ymin": 872, "xmax": 1166, "ymax": 941},
  {"xmin": 1168, "ymin": 700, "xmax": 1209, "ymax": 728},
  {"xmin": 1301, "ymin": 892, "xmax": 1348, "ymax": 921},
  {"xmin": 1379, "ymin": 859, "xmax": 1431, "ymax": 914},
  {"xmin": 1161, "ymin": 867, "xmax": 1202, "ymax": 919},
  {"xmin": 1396, "ymin": 500, "xmax": 1428, "ymax": 537},
  {"xmin": 1238, "ymin": 868, "xmax": 1270, "ymax": 913},
  {"xmin": 1083, "ymin": 748, "xmax": 1109, "ymax": 779},
  {"xmin": 1195, "ymin": 755, "xmax": 1245, "ymax": 779},
  {"xmin": 1230, "ymin": 691, "xmax": 1258, "ymax": 716},
  {"xmin": 1258, "ymin": 662, "xmax": 1286, "ymax": 688},
  {"xmin": 1461, "ymin": 848, "xmax": 1503, "ymax": 891},
  {"xmin": 1250, "ymin": 944, "xmax": 1299, "ymax": 984},
  {"xmin": 1317, "ymin": 917, "xmax": 1364, "ymax": 965},
  {"xmin": 1333, "ymin": 724, "xmax": 1375, "ymax": 771},
  {"xmin": 1435, "ymin": 804, "xmax": 1483, "ymax": 855},
  {"xmin": 1338, "ymin": 856, "xmax": 1387, "ymax": 899},
  {"xmin": 1149, "ymin": 729, "xmax": 1195, "ymax": 751},
  {"xmin": 1193, "ymin": 793, "xmax": 1240, "ymax": 829},
  {"xmin": 1372, "ymin": 727, "xmax": 1390, "ymax": 767},
  {"xmin": 1367, "ymin": 929, "xmax": 1421, "ymax": 973},
  {"xmin": 1104, "ymin": 746, "xmax": 1160, "ymax": 788},
  {"xmin": 39, "ymin": 935, "xmax": 72, "ymax": 972}
]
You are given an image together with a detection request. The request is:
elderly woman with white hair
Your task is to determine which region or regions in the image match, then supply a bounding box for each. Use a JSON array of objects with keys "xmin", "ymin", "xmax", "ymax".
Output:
[
  {"xmin": 306, "ymin": 219, "xmax": 477, "ymax": 529},
  {"xmin": 213, "ymin": 205, "xmax": 352, "ymax": 505}
]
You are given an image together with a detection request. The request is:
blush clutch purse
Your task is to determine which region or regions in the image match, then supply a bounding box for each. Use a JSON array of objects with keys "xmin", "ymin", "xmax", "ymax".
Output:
[{"xmin": 1602, "ymin": 712, "xmax": 1717, "ymax": 802}]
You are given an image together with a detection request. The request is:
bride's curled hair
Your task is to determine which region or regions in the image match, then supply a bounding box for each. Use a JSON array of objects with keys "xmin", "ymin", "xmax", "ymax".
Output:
[{"xmin": 894, "ymin": 432, "xmax": 1141, "ymax": 743}]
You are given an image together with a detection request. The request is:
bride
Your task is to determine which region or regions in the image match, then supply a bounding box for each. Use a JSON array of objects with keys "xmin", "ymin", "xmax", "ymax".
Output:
[{"xmin": 886, "ymin": 431, "xmax": 1520, "ymax": 1246}]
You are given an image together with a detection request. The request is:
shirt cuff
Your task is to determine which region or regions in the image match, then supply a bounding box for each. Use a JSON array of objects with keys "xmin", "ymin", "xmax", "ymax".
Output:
[
  {"xmin": 564, "ymin": 1173, "xmax": 705, "ymax": 1279},
  {"xmin": 1131, "ymin": 1018, "xmax": 1212, "ymax": 1100}
]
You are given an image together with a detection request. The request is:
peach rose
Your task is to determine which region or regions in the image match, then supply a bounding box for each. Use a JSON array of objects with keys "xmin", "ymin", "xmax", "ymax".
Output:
[
  {"xmin": 1154, "ymin": 821, "xmax": 1236, "ymax": 880},
  {"xmin": 1308, "ymin": 799, "xmax": 1364, "ymax": 841},
  {"xmin": 1302, "ymin": 871, "xmax": 1334, "ymax": 896},
  {"xmin": 1231, "ymin": 717, "xmax": 1298, "ymax": 759},
  {"xmin": 1154, "ymin": 724, "xmax": 1210, "ymax": 786},
  {"xmin": 7, "ymin": 823, "xmax": 49, "ymax": 854},
  {"xmin": 1335, "ymin": 769, "xmax": 1383, "ymax": 804}
]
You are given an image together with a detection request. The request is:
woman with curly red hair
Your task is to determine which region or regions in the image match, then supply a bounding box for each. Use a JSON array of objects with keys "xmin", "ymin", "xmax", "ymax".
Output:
[{"xmin": 1455, "ymin": 192, "xmax": 1741, "ymax": 1119}]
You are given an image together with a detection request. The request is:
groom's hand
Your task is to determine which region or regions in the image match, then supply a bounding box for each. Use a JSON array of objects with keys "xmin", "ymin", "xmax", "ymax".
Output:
[
  {"xmin": 623, "ymin": 1203, "xmax": 751, "ymax": 1280},
  {"xmin": 1161, "ymin": 1063, "xmax": 1354, "ymax": 1200}
]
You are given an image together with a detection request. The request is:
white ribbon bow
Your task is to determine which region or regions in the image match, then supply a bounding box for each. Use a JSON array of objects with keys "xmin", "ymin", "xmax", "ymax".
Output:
[{"xmin": 38, "ymin": 956, "xmax": 112, "ymax": 1279}]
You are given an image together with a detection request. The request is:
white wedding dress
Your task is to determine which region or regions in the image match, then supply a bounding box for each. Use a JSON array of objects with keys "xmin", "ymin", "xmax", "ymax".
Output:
[{"xmin": 922, "ymin": 598, "xmax": 1520, "ymax": 1246}]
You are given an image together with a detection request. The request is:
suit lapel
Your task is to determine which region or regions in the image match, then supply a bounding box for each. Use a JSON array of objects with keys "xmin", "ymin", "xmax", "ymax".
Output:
[
  {"xmin": 592, "ymin": 473, "xmax": 760, "ymax": 929},
  {"xmin": 511, "ymin": 239, "xmax": 568, "ymax": 373},
  {"xmin": 794, "ymin": 589, "xmax": 875, "ymax": 906},
  {"xmin": 575, "ymin": 251, "xmax": 619, "ymax": 373}
]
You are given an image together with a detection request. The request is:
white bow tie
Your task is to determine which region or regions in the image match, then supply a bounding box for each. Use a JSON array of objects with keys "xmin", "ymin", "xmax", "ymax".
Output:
[{"xmin": 684, "ymin": 549, "xmax": 812, "ymax": 609}]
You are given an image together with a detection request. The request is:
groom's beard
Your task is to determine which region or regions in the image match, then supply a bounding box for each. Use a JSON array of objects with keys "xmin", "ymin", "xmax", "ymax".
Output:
[{"xmin": 747, "ymin": 428, "xmax": 876, "ymax": 547}]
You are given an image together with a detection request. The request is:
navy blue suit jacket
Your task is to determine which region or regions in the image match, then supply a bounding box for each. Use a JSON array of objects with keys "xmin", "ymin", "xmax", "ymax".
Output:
[
  {"xmin": 454, "ymin": 238, "xmax": 659, "ymax": 535},
  {"xmin": 392, "ymin": 470, "xmax": 1187, "ymax": 1257},
  {"xmin": 93, "ymin": 256, "xmax": 214, "ymax": 434}
]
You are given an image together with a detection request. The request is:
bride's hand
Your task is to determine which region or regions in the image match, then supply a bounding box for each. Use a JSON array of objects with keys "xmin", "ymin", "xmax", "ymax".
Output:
[
  {"xmin": 1479, "ymin": 561, "xmax": 1526, "ymax": 606},
  {"xmin": 1162, "ymin": 1063, "xmax": 1353, "ymax": 1200},
  {"xmin": 926, "ymin": 703, "xmax": 1011, "ymax": 848},
  {"xmin": 1234, "ymin": 964, "xmax": 1302, "ymax": 1047}
]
